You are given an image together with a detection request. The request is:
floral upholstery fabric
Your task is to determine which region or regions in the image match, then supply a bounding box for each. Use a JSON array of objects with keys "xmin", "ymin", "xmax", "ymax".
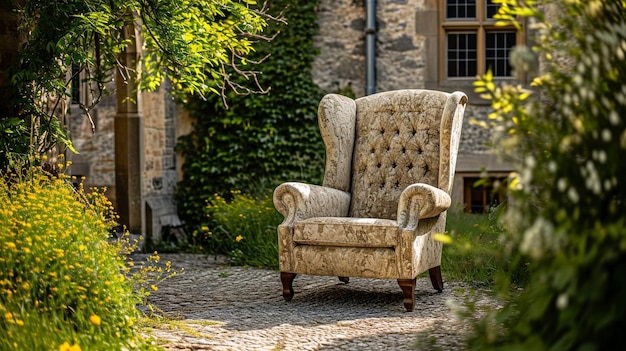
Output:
[{"xmin": 273, "ymin": 89, "xmax": 467, "ymax": 281}]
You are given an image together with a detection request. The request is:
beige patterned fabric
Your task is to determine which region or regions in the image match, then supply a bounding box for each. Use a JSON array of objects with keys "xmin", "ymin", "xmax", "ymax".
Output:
[{"xmin": 273, "ymin": 89, "xmax": 466, "ymax": 281}]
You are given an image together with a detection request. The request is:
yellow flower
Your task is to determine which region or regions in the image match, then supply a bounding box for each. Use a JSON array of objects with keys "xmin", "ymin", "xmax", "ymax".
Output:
[
  {"xmin": 235, "ymin": 235, "xmax": 243, "ymax": 242},
  {"xmin": 59, "ymin": 343, "xmax": 81, "ymax": 351},
  {"xmin": 4, "ymin": 312, "xmax": 12, "ymax": 320},
  {"xmin": 150, "ymin": 284, "xmax": 158, "ymax": 291},
  {"xmin": 89, "ymin": 314, "xmax": 101, "ymax": 326}
]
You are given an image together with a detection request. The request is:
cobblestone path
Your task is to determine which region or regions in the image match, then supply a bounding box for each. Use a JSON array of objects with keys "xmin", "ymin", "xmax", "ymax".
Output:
[{"xmin": 140, "ymin": 253, "xmax": 490, "ymax": 351}]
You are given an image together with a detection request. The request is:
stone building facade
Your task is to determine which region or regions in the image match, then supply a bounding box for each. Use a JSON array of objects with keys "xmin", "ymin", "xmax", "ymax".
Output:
[
  {"xmin": 68, "ymin": 0, "xmax": 516, "ymax": 240},
  {"xmin": 69, "ymin": 79, "xmax": 183, "ymax": 242}
]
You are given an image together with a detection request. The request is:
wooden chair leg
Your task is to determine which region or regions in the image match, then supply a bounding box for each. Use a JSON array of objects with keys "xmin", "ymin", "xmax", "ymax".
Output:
[
  {"xmin": 280, "ymin": 272, "xmax": 296, "ymax": 301},
  {"xmin": 338, "ymin": 276, "xmax": 349, "ymax": 284},
  {"xmin": 397, "ymin": 278, "xmax": 416, "ymax": 312},
  {"xmin": 429, "ymin": 266, "xmax": 444, "ymax": 292}
]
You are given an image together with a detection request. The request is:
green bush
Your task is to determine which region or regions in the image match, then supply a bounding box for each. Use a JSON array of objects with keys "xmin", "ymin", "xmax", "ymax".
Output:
[
  {"xmin": 467, "ymin": 1, "xmax": 626, "ymax": 349},
  {"xmin": 176, "ymin": 0, "xmax": 325, "ymax": 237},
  {"xmin": 0, "ymin": 167, "xmax": 159, "ymax": 351},
  {"xmin": 202, "ymin": 190, "xmax": 282, "ymax": 269}
]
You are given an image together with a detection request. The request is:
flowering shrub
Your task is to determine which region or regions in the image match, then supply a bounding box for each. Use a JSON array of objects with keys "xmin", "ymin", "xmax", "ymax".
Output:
[
  {"xmin": 468, "ymin": 1, "xmax": 626, "ymax": 349},
  {"xmin": 202, "ymin": 190, "xmax": 281, "ymax": 269},
  {"xmin": 0, "ymin": 168, "xmax": 159, "ymax": 350}
]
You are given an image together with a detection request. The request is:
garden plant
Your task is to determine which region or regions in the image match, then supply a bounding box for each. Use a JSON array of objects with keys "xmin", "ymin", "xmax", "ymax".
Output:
[
  {"xmin": 0, "ymin": 162, "xmax": 171, "ymax": 350},
  {"xmin": 465, "ymin": 0, "xmax": 626, "ymax": 349}
]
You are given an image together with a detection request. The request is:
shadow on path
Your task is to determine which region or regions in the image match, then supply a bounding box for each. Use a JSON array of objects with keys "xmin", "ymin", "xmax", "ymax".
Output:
[{"xmin": 141, "ymin": 253, "xmax": 480, "ymax": 350}]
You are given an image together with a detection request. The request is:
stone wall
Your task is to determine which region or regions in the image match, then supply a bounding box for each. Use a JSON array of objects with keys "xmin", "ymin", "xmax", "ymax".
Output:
[
  {"xmin": 69, "ymin": 76, "xmax": 180, "ymax": 239},
  {"xmin": 68, "ymin": 82, "xmax": 117, "ymax": 201},
  {"xmin": 313, "ymin": 0, "xmax": 496, "ymax": 156},
  {"xmin": 313, "ymin": 0, "xmax": 429, "ymax": 97},
  {"xmin": 142, "ymin": 81, "xmax": 178, "ymax": 197}
]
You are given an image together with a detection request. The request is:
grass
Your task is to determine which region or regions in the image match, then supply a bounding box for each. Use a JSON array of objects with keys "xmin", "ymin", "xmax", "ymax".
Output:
[{"xmin": 442, "ymin": 204, "xmax": 529, "ymax": 289}]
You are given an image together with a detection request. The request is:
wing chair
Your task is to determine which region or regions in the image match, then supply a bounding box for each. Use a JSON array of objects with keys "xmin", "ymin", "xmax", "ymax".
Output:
[{"xmin": 273, "ymin": 89, "xmax": 467, "ymax": 311}]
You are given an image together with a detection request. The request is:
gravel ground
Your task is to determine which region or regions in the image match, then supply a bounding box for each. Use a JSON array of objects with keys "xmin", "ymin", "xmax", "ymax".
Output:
[{"xmin": 139, "ymin": 253, "xmax": 494, "ymax": 351}]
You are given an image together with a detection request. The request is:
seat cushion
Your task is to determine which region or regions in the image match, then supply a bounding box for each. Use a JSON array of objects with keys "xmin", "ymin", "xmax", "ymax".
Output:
[
  {"xmin": 293, "ymin": 217, "xmax": 399, "ymax": 248},
  {"xmin": 292, "ymin": 246, "xmax": 399, "ymax": 278}
]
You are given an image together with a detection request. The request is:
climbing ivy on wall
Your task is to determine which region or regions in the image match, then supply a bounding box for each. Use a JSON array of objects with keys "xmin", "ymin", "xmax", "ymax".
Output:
[{"xmin": 176, "ymin": 0, "xmax": 324, "ymax": 233}]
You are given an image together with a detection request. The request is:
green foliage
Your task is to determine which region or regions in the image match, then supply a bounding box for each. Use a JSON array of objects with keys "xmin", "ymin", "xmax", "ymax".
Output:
[
  {"xmin": 442, "ymin": 205, "xmax": 529, "ymax": 288},
  {"xmin": 135, "ymin": 0, "xmax": 271, "ymax": 100},
  {"xmin": 0, "ymin": 167, "xmax": 161, "ymax": 350},
  {"xmin": 201, "ymin": 190, "xmax": 282, "ymax": 269},
  {"xmin": 176, "ymin": 0, "xmax": 325, "ymax": 235},
  {"xmin": 1, "ymin": 0, "xmax": 272, "ymax": 164},
  {"xmin": 468, "ymin": 1, "xmax": 626, "ymax": 349}
]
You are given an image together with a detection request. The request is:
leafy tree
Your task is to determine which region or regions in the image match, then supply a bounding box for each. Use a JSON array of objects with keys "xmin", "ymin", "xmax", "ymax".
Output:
[
  {"xmin": 468, "ymin": 1, "xmax": 626, "ymax": 349},
  {"xmin": 0, "ymin": 0, "xmax": 276, "ymax": 164}
]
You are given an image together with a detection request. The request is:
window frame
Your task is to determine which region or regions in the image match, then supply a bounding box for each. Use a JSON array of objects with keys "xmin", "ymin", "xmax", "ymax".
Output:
[
  {"xmin": 463, "ymin": 176, "xmax": 507, "ymax": 214},
  {"xmin": 434, "ymin": 0, "xmax": 526, "ymax": 102}
]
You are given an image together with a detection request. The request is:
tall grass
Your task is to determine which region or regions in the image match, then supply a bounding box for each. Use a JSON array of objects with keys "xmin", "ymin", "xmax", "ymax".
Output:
[
  {"xmin": 443, "ymin": 204, "xmax": 528, "ymax": 288},
  {"xmin": 204, "ymin": 190, "xmax": 281, "ymax": 269}
]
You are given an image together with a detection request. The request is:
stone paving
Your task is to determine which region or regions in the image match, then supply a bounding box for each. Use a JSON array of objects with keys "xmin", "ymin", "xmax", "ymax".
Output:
[{"xmin": 139, "ymin": 253, "xmax": 493, "ymax": 351}]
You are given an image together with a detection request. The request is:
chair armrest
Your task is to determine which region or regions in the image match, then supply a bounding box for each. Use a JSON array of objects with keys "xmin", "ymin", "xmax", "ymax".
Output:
[
  {"xmin": 273, "ymin": 182, "xmax": 351, "ymax": 226},
  {"xmin": 397, "ymin": 184, "xmax": 451, "ymax": 231}
]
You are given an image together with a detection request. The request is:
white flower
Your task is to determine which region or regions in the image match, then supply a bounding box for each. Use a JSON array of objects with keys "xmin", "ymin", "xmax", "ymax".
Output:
[
  {"xmin": 525, "ymin": 155, "xmax": 536, "ymax": 169},
  {"xmin": 548, "ymin": 161, "xmax": 557, "ymax": 173},
  {"xmin": 609, "ymin": 110, "xmax": 620, "ymax": 126},
  {"xmin": 556, "ymin": 293, "xmax": 569, "ymax": 309},
  {"xmin": 568, "ymin": 187, "xmax": 579, "ymax": 204},
  {"xmin": 520, "ymin": 217, "xmax": 554, "ymax": 259}
]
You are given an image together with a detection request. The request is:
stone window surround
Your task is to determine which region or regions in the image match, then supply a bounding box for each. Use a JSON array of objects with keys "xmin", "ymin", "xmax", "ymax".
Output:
[{"xmin": 419, "ymin": 0, "xmax": 527, "ymax": 105}]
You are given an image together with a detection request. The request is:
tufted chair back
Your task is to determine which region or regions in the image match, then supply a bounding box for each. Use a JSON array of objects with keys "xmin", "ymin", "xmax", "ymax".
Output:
[{"xmin": 347, "ymin": 90, "xmax": 463, "ymax": 219}]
